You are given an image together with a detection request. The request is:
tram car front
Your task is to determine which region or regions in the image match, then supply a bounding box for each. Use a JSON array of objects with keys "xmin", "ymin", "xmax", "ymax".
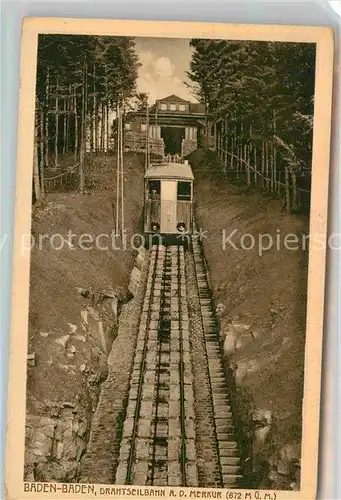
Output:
[{"xmin": 144, "ymin": 161, "xmax": 194, "ymax": 237}]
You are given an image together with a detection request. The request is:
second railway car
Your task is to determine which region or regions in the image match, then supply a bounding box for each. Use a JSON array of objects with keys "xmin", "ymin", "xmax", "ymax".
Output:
[{"xmin": 144, "ymin": 161, "xmax": 194, "ymax": 236}]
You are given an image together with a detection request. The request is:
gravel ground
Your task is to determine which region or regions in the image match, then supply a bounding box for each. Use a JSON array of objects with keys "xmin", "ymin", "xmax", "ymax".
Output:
[
  {"xmin": 185, "ymin": 249, "xmax": 221, "ymax": 488},
  {"xmin": 79, "ymin": 250, "xmax": 150, "ymax": 483}
]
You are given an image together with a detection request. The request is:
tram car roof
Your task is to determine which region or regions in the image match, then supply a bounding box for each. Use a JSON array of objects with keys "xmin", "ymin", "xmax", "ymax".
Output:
[{"xmin": 144, "ymin": 162, "xmax": 194, "ymax": 181}]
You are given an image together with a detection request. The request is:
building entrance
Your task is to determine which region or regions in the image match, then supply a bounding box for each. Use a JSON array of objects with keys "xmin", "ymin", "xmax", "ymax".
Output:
[{"xmin": 161, "ymin": 126, "xmax": 185, "ymax": 155}]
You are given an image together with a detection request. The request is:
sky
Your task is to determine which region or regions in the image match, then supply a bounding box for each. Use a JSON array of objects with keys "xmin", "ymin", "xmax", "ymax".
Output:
[{"xmin": 134, "ymin": 37, "xmax": 198, "ymax": 104}]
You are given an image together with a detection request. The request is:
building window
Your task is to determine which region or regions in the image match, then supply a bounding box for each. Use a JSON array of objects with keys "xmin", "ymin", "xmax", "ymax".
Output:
[
  {"xmin": 170, "ymin": 103, "xmax": 177, "ymax": 111},
  {"xmin": 141, "ymin": 123, "xmax": 146, "ymax": 132},
  {"xmin": 179, "ymin": 104, "xmax": 186, "ymax": 112},
  {"xmin": 160, "ymin": 103, "xmax": 167, "ymax": 111},
  {"xmin": 125, "ymin": 123, "xmax": 132, "ymax": 130}
]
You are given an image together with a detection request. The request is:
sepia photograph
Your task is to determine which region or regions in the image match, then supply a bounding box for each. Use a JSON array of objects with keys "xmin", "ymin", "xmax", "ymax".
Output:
[{"xmin": 5, "ymin": 19, "xmax": 334, "ymax": 500}]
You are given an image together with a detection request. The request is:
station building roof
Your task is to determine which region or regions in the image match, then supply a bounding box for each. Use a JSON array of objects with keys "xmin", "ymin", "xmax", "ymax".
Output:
[{"xmin": 144, "ymin": 163, "xmax": 194, "ymax": 181}]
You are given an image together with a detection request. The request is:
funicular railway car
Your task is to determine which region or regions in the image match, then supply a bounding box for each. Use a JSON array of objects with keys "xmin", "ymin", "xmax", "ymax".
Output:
[{"xmin": 144, "ymin": 161, "xmax": 194, "ymax": 238}]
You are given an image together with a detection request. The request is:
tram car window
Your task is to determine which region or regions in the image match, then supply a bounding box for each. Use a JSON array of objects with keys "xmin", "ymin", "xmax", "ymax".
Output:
[
  {"xmin": 177, "ymin": 181, "xmax": 191, "ymax": 201},
  {"xmin": 148, "ymin": 180, "xmax": 161, "ymax": 199},
  {"xmin": 144, "ymin": 161, "xmax": 194, "ymax": 236}
]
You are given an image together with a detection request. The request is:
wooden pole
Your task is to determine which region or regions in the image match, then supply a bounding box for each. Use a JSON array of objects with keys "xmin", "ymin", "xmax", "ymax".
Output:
[
  {"xmin": 45, "ymin": 67, "xmax": 50, "ymax": 167},
  {"xmin": 120, "ymin": 104, "xmax": 124, "ymax": 235},
  {"xmin": 145, "ymin": 100, "xmax": 149, "ymax": 171},
  {"xmin": 39, "ymin": 105, "xmax": 45, "ymax": 197},
  {"xmin": 116, "ymin": 102, "xmax": 120, "ymax": 235},
  {"xmin": 54, "ymin": 77, "xmax": 59, "ymax": 167}
]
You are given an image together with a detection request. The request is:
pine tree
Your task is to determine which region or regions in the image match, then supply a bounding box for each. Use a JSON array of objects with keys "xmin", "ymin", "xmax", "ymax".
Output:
[
  {"xmin": 34, "ymin": 34, "xmax": 140, "ymax": 196},
  {"xmin": 187, "ymin": 39, "xmax": 315, "ymax": 212}
]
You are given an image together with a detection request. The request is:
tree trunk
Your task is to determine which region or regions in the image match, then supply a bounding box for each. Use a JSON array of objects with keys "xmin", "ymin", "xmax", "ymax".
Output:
[
  {"xmin": 94, "ymin": 75, "xmax": 98, "ymax": 152},
  {"xmin": 33, "ymin": 119, "xmax": 41, "ymax": 202},
  {"xmin": 265, "ymin": 141, "xmax": 269, "ymax": 191},
  {"xmin": 285, "ymin": 167, "xmax": 291, "ymax": 213},
  {"xmin": 291, "ymin": 171, "xmax": 299, "ymax": 211},
  {"xmin": 223, "ymin": 120, "xmax": 227, "ymax": 174},
  {"xmin": 106, "ymin": 104, "xmax": 109, "ymax": 152},
  {"xmin": 205, "ymin": 101, "xmax": 209, "ymax": 147},
  {"xmin": 273, "ymin": 146, "xmax": 278, "ymax": 193},
  {"xmin": 100, "ymin": 102, "xmax": 105, "ymax": 152},
  {"xmin": 253, "ymin": 144, "xmax": 258, "ymax": 185},
  {"xmin": 93, "ymin": 65, "xmax": 97, "ymax": 152},
  {"xmin": 261, "ymin": 140, "xmax": 265, "ymax": 188},
  {"xmin": 236, "ymin": 145, "xmax": 240, "ymax": 177},
  {"xmin": 74, "ymin": 86, "xmax": 78, "ymax": 161},
  {"xmin": 273, "ymin": 109, "xmax": 278, "ymax": 193},
  {"xmin": 39, "ymin": 106, "xmax": 45, "ymax": 197},
  {"xmin": 79, "ymin": 59, "xmax": 86, "ymax": 194},
  {"xmin": 54, "ymin": 78, "xmax": 59, "ymax": 167},
  {"xmin": 66, "ymin": 85, "xmax": 71, "ymax": 153},
  {"xmin": 247, "ymin": 126, "xmax": 251, "ymax": 185},
  {"xmin": 219, "ymin": 122, "xmax": 223, "ymax": 159},
  {"xmin": 84, "ymin": 60, "xmax": 88, "ymax": 154},
  {"xmin": 63, "ymin": 98, "xmax": 67, "ymax": 154},
  {"xmin": 269, "ymin": 142, "xmax": 274, "ymax": 192},
  {"xmin": 45, "ymin": 67, "xmax": 50, "ymax": 167},
  {"xmin": 90, "ymin": 94, "xmax": 94, "ymax": 152},
  {"xmin": 246, "ymin": 142, "xmax": 250, "ymax": 185}
]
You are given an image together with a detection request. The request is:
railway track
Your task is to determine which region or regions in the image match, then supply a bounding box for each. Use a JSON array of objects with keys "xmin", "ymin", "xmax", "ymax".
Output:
[
  {"xmin": 115, "ymin": 241, "xmax": 243, "ymax": 488},
  {"xmin": 115, "ymin": 245, "xmax": 198, "ymax": 486}
]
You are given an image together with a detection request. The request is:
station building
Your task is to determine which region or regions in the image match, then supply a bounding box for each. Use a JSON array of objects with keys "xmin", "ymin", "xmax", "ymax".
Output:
[{"xmin": 123, "ymin": 94, "xmax": 215, "ymax": 157}]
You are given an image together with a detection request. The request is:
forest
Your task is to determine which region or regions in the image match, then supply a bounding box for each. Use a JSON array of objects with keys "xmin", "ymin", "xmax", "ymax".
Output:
[
  {"xmin": 33, "ymin": 34, "xmax": 142, "ymax": 200},
  {"xmin": 33, "ymin": 36, "xmax": 316, "ymax": 214},
  {"xmin": 187, "ymin": 39, "xmax": 316, "ymax": 213}
]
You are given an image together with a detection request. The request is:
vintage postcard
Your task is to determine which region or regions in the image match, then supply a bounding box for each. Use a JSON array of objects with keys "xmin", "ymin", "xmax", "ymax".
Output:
[{"xmin": 5, "ymin": 18, "xmax": 334, "ymax": 500}]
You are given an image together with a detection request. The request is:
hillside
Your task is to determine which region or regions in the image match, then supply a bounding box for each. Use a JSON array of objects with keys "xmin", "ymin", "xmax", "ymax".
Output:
[
  {"xmin": 189, "ymin": 149, "xmax": 309, "ymax": 489},
  {"xmin": 25, "ymin": 153, "xmax": 145, "ymax": 481}
]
